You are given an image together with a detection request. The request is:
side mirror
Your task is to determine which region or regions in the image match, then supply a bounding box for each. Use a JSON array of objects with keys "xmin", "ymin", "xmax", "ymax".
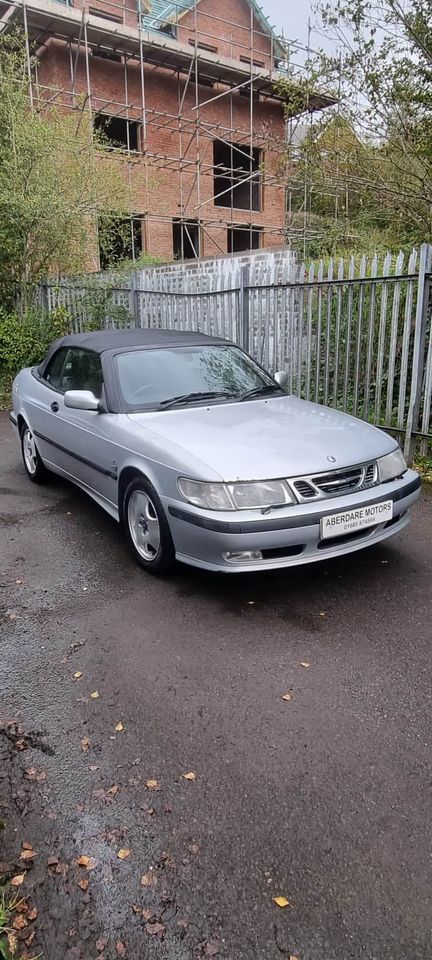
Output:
[
  {"xmin": 64, "ymin": 390, "xmax": 100, "ymax": 411},
  {"xmin": 274, "ymin": 370, "xmax": 289, "ymax": 389}
]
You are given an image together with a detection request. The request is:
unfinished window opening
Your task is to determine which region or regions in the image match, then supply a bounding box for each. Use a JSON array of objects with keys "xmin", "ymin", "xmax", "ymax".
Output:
[
  {"xmin": 172, "ymin": 220, "xmax": 200, "ymax": 260},
  {"xmin": 227, "ymin": 226, "xmax": 262, "ymax": 253},
  {"xmin": 188, "ymin": 39, "xmax": 218, "ymax": 53},
  {"xmin": 98, "ymin": 216, "xmax": 142, "ymax": 269},
  {"xmin": 239, "ymin": 55, "xmax": 265, "ymax": 68},
  {"xmin": 189, "ymin": 70, "xmax": 214, "ymax": 88},
  {"xmin": 92, "ymin": 48, "xmax": 122, "ymax": 63},
  {"xmin": 89, "ymin": 7, "xmax": 123, "ymax": 22},
  {"xmin": 213, "ymin": 140, "xmax": 262, "ymax": 211},
  {"xmin": 239, "ymin": 86, "xmax": 261, "ymax": 101},
  {"xmin": 94, "ymin": 113, "xmax": 139, "ymax": 152}
]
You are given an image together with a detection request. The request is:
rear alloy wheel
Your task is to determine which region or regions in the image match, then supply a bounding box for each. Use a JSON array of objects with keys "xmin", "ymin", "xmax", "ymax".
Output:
[
  {"xmin": 124, "ymin": 478, "xmax": 175, "ymax": 574},
  {"xmin": 20, "ymin": 423, "xmax": 49, "ymax": 484}
]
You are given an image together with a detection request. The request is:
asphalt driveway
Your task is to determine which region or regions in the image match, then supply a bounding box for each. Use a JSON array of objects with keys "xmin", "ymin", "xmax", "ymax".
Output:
[{"xmin": 1, "ymin": 410, "xmax": 432, "ymax": 960}]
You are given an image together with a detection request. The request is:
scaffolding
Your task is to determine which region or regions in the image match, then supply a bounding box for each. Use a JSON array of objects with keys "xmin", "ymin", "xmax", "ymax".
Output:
[{"xmin": 0, "ymin": 0, "xmax": 336, "ymax": 263}]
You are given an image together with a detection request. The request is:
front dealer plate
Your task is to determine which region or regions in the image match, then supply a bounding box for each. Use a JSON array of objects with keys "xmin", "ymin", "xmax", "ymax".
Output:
[{"xmin": 320, "ymin": 500, "xmax": 393, "ymax": 539}]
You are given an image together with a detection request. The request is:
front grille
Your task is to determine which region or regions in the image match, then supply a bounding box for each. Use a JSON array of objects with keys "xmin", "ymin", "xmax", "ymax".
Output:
[
  {"xmin": 290, "ymin": 461, "xmax": 378, "ymax": 502},
  {"xmin": 293, "ymin": 479, "xmax": 316, "ymax": 499},
  {"xmin": 313, "ymin": 466, "xmax": 364, "ymax": 496}
]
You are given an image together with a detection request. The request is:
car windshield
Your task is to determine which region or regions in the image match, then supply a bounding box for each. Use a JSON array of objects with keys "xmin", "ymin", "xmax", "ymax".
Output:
[{"xmin": 115, "ymin": 344, "xmax": 279, "ymax": 409}]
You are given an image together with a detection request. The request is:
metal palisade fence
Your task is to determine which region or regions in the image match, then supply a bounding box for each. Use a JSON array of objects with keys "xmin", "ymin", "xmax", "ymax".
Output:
[{"xmin": 40, "ymin": 244, "xmax": 432, "ymax": 458}]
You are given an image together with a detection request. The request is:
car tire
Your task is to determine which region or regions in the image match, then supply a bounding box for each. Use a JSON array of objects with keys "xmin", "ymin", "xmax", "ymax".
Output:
[
  {"xmin": 20, "ymin": 422, "xmax": 50, "ymax": 484},
  {"xmin": 123, "ymin": 477, "xmax": 175, "ymax": 575}
]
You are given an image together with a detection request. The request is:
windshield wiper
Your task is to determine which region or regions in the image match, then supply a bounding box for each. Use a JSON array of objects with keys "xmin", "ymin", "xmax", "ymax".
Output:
[
  {"xmin": 159, "ymin": 390, "xmax": 235, "ymax": 410},
  {"xmin": 237, "ymin": 385, "xmax": 283, "ymax": 402}
]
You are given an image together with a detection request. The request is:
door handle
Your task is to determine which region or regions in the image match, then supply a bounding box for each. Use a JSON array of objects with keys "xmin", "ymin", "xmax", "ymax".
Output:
[{"xmin": 50, "ymin": 401, "xmax": 59, "ymax": 413}]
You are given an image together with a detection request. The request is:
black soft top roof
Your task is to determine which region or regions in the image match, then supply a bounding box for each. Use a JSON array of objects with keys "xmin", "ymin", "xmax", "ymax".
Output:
[{"xmin": 38, "ymin": 328, "xmax": 228, "ymax": 376}]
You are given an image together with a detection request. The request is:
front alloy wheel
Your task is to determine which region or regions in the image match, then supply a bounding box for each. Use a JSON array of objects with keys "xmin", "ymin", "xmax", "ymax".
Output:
[
  {"xmin": 124, "ymin": 478, "xmax": 175, "ymax": 574},
  {"xmin": 20, "ymin": 423, "xmax": 49, "ymax": 483}
]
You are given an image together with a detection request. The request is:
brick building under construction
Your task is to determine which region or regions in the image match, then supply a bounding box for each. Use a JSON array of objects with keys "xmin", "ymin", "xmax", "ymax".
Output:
[{"xmin": 0, "ymin": 0, "xmax": 332, "ymax": 267}]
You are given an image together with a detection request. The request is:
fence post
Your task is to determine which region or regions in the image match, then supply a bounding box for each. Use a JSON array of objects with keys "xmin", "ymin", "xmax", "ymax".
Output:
[
  {"xmin": 40, "ymin": 280, "xmax": 49, "ymax": 313},
  {"xmin": 404, "ymin": 243, "xmax": 432, "ymax": 462},
  {"xmin": 130, "ymin": 271, "xmax": 140, "ymax": 327},
  {"xmin": 239, "ymin": 263, "xmax": 250, "ymax": 352}
]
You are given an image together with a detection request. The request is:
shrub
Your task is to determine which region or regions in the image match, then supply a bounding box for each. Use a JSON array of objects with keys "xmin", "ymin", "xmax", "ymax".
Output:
[{"xmin": 0, "ymin": 307, "xmax": 69, "ymax": 407}]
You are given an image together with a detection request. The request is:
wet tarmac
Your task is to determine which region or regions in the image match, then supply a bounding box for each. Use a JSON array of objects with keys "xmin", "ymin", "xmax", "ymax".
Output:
[{"xmin": 1, "ymin": 411, "xmax": 432, "ymax": 960}]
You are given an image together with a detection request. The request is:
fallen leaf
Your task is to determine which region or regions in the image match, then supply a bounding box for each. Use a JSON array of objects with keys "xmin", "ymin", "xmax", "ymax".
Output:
[
  {"xmin": 11, "ymin": 874, "xmax": 25, "ymax": 886},
  {"xmin": 115, "ymin": 722, "xmax": 124, "ymax": 732},
  {"xmin": 27, "ymin": 908, "xmax": 38, "ymax": 921},
  {"xmin": 141, "ymin": 871, "xmax": 157, "ymax": 887},
  {"xmin": 142, "ymin": 909, "xmax": 154, "ymax": 921},
  {"xmin": 117, "ymin": 848, "xmax": 131, "ymax": 860},
  {"xmin": 21, "ymin": 849, "xmax": 37, "ymax": 861},
  {"xmin": 281, "ymin": 693, "xmax": 292, "ymax": 701},
  {"xmin": 272, "ymin": 896, "xmax": 290, "ymax": 908},
  {"xmin": 78, "ymin": 879, "xmax": 89, "ymax": 892},
  {"xmin": 15, "ymin": 579, "xmax": 23, "ymax": 585},
  {"xmin": 146, "ymin": 779, "xmax": 158, "ymax": 790},
  {"xmin": 147, "ymin": 806, "xmax": 155, "ymax": 816},
  {"xmin": 145, "ymin": 921, "xmax": 165, "ymax": 937},
  {"xmin": 12, "ymin": 915, "xmax": 27, "ymax": 931},
  {"xmin": 74, "ymin": 671, "xmax": 83, "ymax": 680},
  {"xmin": 300, "ymin": 661, "xmax": 310, "ymax": 668},
  {"xmin": 25, "ymin": 930, "xmax": 35, "ymax": 947},
  {"xmin": 183, "ymin": 771, "xmax": 197, "ymax": 781},
  {"xmin": 77, "ymin": 855, "xmax": 97, "ymax": 870},
  {"xmin": 47, "ymin": 856, "xmax": 59, "ymax": 867},
  {"xmin": 203, "ymin": 942, "xmax": 220, "ymax": 957},
  {"xmin": 81, "ymin": 737, "xmax": 91, "ymax": 752},
  {"xmin": 90, "ymin": 691, "xmax": 99, "ymax": 699},
  {"xmin": 22, "ymin": 841, "xmax": 33, "ymax": 850},
  {"xmin": 116, "ymin": 942, "xmax": 126, "ymax": 957},
  {"xmin": 96, "ymin": 938, "xmax": 108, "ymax": 952},
  {"xmin": 106, "ymin": 785, "xmax": 120, "ymax": 797},
  {"xmin": 7, "ymin": 933, "xmax": 18, "ymax": 953},
  {"xmin": 89, "ymin": 765, "xmax": 99, "ymax": 772},
  {"xmin": 25, "ymin": 767, "xmax": 46, "ymax": 782},
  {"xmin": 71, "ymin": 638, "xmax": 86, "ymax": 651}
]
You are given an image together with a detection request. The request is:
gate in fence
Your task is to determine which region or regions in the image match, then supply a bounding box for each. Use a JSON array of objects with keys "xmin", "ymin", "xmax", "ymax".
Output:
[{"xmin": 41, "ymin": 243, "xmax": 432, "ymax": 458}]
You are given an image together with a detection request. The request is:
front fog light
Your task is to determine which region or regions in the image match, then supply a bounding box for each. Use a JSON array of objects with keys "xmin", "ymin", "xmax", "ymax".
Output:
[{"xmin": 223, "ymin": 550, "xmax": 263, "ymax": 563}]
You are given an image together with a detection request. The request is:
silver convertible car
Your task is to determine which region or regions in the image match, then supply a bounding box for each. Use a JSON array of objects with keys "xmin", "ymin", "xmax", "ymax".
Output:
[{"xmin": 10, "ymin": 328, "xmax": 420, "ymax": 574}]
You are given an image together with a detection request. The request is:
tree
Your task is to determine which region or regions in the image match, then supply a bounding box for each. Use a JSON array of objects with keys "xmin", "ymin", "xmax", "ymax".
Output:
[
  {"xmin": 277, "ymin": 0, "xmax": 432, "ymax": 254},
  {"xmin": 0, "ymin": 31, "xmax": 133, "ymax": 305}
]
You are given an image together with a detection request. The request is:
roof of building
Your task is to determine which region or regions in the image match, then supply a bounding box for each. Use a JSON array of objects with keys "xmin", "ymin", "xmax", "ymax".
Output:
[{"xmin": 143, "ymin": 0, "xmax": 287, "ymax": 59}]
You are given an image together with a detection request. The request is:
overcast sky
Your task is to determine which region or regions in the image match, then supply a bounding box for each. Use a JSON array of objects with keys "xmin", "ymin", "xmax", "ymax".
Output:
[{"xmin": 261, "ymin": 0, "xmax": 314, "ymax": 47}]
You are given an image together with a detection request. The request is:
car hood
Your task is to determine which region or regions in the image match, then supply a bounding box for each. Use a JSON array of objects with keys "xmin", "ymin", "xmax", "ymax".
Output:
[{"xmin": 127, "ymin": 395, "xmax": 397, "ymax": 482}]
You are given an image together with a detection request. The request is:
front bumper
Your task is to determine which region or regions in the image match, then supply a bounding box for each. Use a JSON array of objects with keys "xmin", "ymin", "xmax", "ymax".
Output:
[{"xmin": 162, "ymin": 470, "xmax": 421, "ymax": 572}]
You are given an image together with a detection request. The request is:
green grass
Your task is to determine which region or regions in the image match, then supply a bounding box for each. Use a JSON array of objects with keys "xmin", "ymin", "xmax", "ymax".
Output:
[
  {"xmin": 0, "ymin": 890, "xmax": 41, "ymax": 960},
  {"xmin": 415, "ymin": 455, "xmax": 432, "ymax": 484}
]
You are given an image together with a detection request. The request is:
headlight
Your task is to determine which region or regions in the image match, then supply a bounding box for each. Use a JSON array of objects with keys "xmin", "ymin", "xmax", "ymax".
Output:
[
  {"xmin": 228, "ymin": 480, "xmax": 292, "ymax": 509},
  {"xmin": 178, "ymin": 478, "xmax": 294, "ymax": 511},
  {"xmin": 377, "ymin": 448, "xmax": 407, "ymax": 482},
  {"xmin": 177, "ymin": 479, "xmax": 233, "ymax": 510}
]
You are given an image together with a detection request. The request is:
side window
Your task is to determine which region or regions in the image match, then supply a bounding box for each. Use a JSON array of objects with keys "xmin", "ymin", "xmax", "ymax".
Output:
[
  {"xmin": 43, "ymin": 348, "xmax": 68, "ymax": 390},
  {"xmin": 59, "ymin": 348, "xmax": 104, "ymax": 398}
]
